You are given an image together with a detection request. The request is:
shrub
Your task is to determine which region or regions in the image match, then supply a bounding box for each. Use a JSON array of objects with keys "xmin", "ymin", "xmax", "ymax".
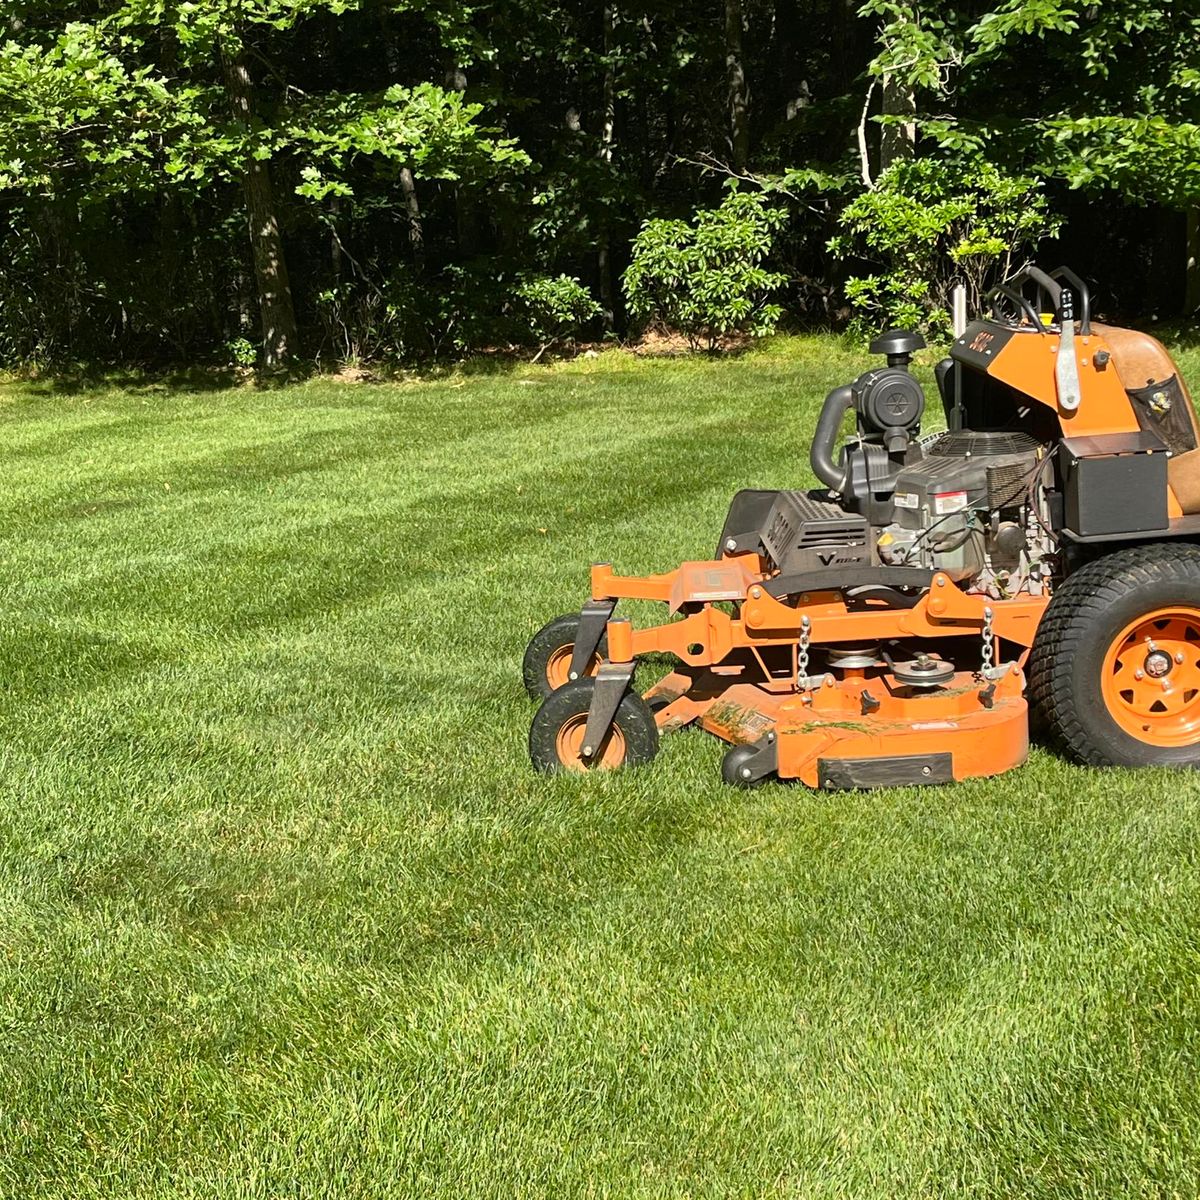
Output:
[
  {"xmin": 829, "ymin": 157, "xmax": 1061, "ymax": 339},
  {"xmin": 511, "ymin": 274, "xmax": 602, "ymax": 359},
  {"xmin": 622, "ymin": 191, "xmax": 787, "ymax": 351},
  {"xmin": 313, "ymin": 267, "xmax": 603, "ymax": 364}
]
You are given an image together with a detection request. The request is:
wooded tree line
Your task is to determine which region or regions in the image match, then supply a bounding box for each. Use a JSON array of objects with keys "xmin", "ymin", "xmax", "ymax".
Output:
[{"xmin": 1, "ymin": 0, "xmax": 1197, "ymax": 368}]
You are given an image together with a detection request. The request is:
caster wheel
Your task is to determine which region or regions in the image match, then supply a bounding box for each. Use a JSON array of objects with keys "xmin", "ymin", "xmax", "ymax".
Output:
[
  {"xmin": 522, "ymin": 613, "xmax": 607, "ymax": 700},
  {"xmin": 529, "ymin": 679, "xmax": 659, "ymax": 773},
  {"xmin": 722, "ymin": 742, "xmax": 774, "ymax": 788}
]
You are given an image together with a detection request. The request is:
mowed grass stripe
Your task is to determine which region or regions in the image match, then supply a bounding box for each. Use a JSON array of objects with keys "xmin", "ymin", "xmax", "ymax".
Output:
[{"xmin": 0, "ymin": 335, "xmax": 1198, "ymax": 1197}]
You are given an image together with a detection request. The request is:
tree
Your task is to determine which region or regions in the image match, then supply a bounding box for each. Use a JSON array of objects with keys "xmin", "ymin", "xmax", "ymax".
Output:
[{"xmin": 0, "ymin": 0, "xmax": 527, "ymax": 366}]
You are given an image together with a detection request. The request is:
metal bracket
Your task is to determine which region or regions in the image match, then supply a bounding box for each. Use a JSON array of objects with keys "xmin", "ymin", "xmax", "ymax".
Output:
[
  {"xmin": 581, "ymin": 661, "xmax": 635, "ymax": 760},
  {"xmin": 569, "ymin": 598, "xmax": 616, "ymax": 681}
]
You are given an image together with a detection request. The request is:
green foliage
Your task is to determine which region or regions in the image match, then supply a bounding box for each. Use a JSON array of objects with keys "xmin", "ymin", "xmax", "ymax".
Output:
[
  {"xmin": 313, "ymin": 267, "xmax": 601, "ymax": 363},
  {"xmin": 858, "ymin": 1, "xmax": 958, "ymax": 91},
  {"xmin": 289, "ymin": 84, "xmax": 529, "ymax": 201},
  {"xmin": 622, "ymin": 192, "xmax": 787, "ymax": 351},
  {"xmin": 224, "ymin": 336, "xmax": 257, "ymax": 367},
  {"xmin": 1036, "ymin": 117, "xmax": 1200, "ymax": 209},
  {"xmin": 0, "ymin": 0, "xmax": 1197, "ymax": 369},
  {"xmin": 512, "ymin": 275, "xmax": 603, "ymax": 355},
  {"xmin": 830, "ymin": 157, "xmax": 1060, "ymax": 338}
]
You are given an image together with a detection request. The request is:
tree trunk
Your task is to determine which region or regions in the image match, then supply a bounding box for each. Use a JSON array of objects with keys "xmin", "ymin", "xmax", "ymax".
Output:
[
  {"xmin": 446, "ymin": 61, "xmax": 477, "ymax": 258},
  {"xmin": 1187, "ymin": 207, "xmax": 1200, "ymax": 315},
  {"xmin": 724, "ymin": 0, "xmax": 750, "ymax": 172},
  {"xmin": 879, "ymin": 71, "xmax": 916, "ymax": 169},
  {"xmin": 597, "ymin": 3, "xmax": 617, "ymax": 333},
  {"xmin": 397, "ymin": 167, "xmax": 426, "ymax": 272},
  {"xmin": 221, "ymin": 48, "xmax": 298, "ymax": 369}
]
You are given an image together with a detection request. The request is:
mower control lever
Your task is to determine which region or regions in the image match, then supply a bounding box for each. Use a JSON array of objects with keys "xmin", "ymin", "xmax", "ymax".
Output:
[
  {"xmin": 1055, "ymin": 285, "xmax": 1081, "ymax": 412},
  {"xmin": 1049, "ymin": 266, "xmax": 1092, "ymax": 335}
]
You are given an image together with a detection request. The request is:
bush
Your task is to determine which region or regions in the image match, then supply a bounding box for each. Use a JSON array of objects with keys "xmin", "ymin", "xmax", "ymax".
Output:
[
  {"xmin": 313, "ymin": 267, "xmax": 603, "ymax": 364},
  {"xmin": 622, "ymin": 191, "xmax": 787, "ymax": 351},
  {"xmin": 511, "ymin": 275, "xmax": 602, "ymax": 358},
  {"xmin": 829, "ymin": 157, "xmax": 1061, "ymax": 339}
]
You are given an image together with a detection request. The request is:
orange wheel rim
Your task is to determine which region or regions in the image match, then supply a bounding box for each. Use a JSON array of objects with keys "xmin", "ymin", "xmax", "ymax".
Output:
[
  {"xmin": 1102, "ymin": 607, "xmax": 1200, "ymax": 747},
  {"xmin": 553, "ymin": 715, "xmax": 627, "ymax": 772},
  {"xmin": 545, "ymin": 645, "xmax": 599, "ymax": 691}
]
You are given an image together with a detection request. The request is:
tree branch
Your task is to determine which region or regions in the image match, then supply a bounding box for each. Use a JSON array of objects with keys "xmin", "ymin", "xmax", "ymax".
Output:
[{"xmin": 858, "ymin": 77, "xmax": 877, "ymax": 188}]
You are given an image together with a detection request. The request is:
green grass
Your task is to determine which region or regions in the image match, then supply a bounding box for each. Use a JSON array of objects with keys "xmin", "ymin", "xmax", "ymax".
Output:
[{"xmin": 1, "ymin": 334, "xmax": 1200, "ymax": 1198}]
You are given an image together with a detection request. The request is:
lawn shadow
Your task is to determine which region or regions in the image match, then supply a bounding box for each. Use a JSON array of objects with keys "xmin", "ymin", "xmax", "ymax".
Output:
[{"xmin": 16, "ymin": 365, "xmax": 253, "ymax": 397}]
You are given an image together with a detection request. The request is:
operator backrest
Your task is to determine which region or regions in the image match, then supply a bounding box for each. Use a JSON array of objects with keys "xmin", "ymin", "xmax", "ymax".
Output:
[{"xmin": 1092, "ymin": 323, "xmax": 1200, "ymax": 513}]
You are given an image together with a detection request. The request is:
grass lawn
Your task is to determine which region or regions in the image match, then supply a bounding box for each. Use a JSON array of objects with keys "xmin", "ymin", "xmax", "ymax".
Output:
[{"xmin": 2, "ymin": 335, "xmax": 1200, "ymax": 1198}]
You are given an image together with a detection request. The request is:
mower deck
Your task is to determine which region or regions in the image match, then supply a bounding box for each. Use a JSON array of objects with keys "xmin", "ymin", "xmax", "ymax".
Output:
[
  {"xmin": 646, "ymin": 665, "xmax": 1028, "ymax": 788},
  {"xmin": 568, "ymin": 556, "xmax": 1039, "ymax": 789}
]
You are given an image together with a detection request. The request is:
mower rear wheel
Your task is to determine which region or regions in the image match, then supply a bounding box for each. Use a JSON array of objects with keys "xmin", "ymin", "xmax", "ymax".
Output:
[
  {"xmin": 529, "ymin": 679, "xmax": 659, "ymax": 773},
  {"xmin": 1029, "ymin": 543, "xmax": 1200, "ymax": 767},
  {"xmin": 522, "ymin": 613, "xmax": 607, "ymax": 700}
]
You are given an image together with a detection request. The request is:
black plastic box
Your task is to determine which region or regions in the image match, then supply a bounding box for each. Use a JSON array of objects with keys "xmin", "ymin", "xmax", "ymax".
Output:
[{"xmin": 1058, "ymin": 431, "xmax": 1169, "ymax": 538}]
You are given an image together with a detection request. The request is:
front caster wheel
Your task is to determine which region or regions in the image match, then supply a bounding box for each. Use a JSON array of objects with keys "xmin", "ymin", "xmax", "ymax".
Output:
[
  {"xmin": 721, "ymin": 737, "xmax": 779, "ymax": 788},
  {"xmin": 722, "ymin": 745, "xmax": 761, "ymax": 788},
  {"xmin": 529, "ymin": 679, "xmax": 659, "ymax": 773},
  {"xmin": 522, "ymin": 614, "xmax": 608, "ymax": 700}
]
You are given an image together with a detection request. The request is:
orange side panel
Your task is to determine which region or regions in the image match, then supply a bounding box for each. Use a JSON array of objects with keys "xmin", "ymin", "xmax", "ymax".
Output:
[
  {"xmin": 987, "ymin": 330, "xmax": 1142, "ymax": 437},
  {"xmin": 777, "ymin": 698, "xmax": 1029, "ymax": 787},
  {"xmin": 772, "ymin": 667, "xmax": 1029, "ymax": 786}
]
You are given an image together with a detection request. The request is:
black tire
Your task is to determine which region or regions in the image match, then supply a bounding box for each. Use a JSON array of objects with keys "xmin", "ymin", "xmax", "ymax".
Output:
[
  {"xmin": 529, "ymin": 678, "xmax": 659, "ymax": 773},
  {"xmin": 1029, "ymin": 543, "xmax": 1200, "ymax": 767},
  {"xmin": 722, "ymin": 744, "xmax": 766, "ymax": 788},
  {"xmin": 522, "ymin": 613, "xmax": 608, "ymax": 701}
]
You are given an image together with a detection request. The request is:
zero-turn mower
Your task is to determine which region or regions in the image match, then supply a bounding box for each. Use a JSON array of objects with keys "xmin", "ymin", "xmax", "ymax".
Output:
[{"xmin": 523, "ymin": 266, "xmax": 1200, "ymax": 787}]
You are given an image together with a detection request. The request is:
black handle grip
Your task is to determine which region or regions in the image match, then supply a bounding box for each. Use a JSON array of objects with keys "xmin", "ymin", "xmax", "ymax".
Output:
[
  {"xmin": 1049, "ymin": 266, "xmax": 1092, "ymax": 334},
  {"xmin": 1024, "ymin": 266, "xmax": 1063, "ymax": 311},
  {"xmin": 987, "ymin": 285, "xmax": 1042, "ymax": 331}
]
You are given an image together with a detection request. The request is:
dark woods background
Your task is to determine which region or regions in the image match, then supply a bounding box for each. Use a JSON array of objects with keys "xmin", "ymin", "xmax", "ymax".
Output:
[{"xmin": 1, "ymin": 0, "xmax": 1197, "ymax": 368}]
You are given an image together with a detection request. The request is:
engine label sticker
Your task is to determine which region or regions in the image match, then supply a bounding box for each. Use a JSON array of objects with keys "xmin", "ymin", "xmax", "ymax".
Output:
[
  {"xmin": 893, "ymin": 492, "xmax": 919, "ymax": 509},
  {"xmin": 933, "ymin": 490, "xmax": 968, "ymax": 514}
]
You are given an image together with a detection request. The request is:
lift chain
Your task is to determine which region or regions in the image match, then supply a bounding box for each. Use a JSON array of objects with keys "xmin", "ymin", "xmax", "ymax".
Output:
[
  {"xmin": 981, "ymin": 606, "xmax": 994, "ymax": 675},
  {"xmin": 798, "ymin": 615, "xmax": 812, "ymax": 700}
]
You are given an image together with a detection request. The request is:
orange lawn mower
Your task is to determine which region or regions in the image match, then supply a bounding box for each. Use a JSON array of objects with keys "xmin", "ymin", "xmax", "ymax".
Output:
[{"xmin": 523, "ymin": 267, "xmax": 1200, "ymax": 787}]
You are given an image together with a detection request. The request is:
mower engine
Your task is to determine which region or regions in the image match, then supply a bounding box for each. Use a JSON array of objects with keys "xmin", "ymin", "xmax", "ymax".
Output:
[
  {"xmin": 759, "ymin": 329, "xmax": 1058, "ymax": 601},
  {"xmin": 878, "ymin": 429, "xmax": 1052, "ymax": 598}
]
